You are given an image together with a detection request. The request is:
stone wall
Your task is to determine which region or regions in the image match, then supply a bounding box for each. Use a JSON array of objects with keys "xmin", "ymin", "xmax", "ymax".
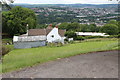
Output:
[{"xmin": 14, "ymin": 41, "xmax": 46, "ymax": 49}]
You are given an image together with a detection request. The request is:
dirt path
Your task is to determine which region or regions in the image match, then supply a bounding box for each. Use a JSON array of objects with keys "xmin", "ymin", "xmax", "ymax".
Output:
[{"xmin": 2, "ymin": 50, "xmax": 118, "ymax": 78}]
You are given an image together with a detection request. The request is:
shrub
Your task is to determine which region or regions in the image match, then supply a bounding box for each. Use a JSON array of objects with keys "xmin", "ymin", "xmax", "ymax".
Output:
[
  {"xmin": 85, "ymin": 36, "xmax": 104, "ymax": 39},
  {"xmin": 64, "ymin": 38, "xmax": 68, "ymax": 42},
  {"xmin": 69, "ymin": 41, "xmax": 74, "ymax": 44},
  {"xmin": 47, "ymin": 43, "xmax": 54, "ymax": 47},
  {"xmin": 118, "ymin": 34, "xmax": 120, "ymax": 38},
  {"xmin": 64, "ymin": 41, "xmax": 69, "ymax": 44},
  {"xmin": 47, "ymin": 42, "xmax": 63, "ymax": 47},
  {"xmin": 75, "ymin": 36, "xmax": 105, "ymax": 41},
  {"xmin": 56, "ymin": 42, "xmax": 63, "ymax": 47},
  {"xmin": 76, "ymin": 36, "xmax": 85, "ymax": 40},
  {"xmin": 2, "ymin": 38, "xmax": 13, "ymax": 45},
  {"xmin": 65, "ymin": 31, "xmax": 77, "ymax": 39},
  {"xmin": 2, "ymin": 46, "xmax": 11, "ymax": 56},
  {"xmin": 106, "ymin": 35, "xmax": 118, "ymax": 38}
]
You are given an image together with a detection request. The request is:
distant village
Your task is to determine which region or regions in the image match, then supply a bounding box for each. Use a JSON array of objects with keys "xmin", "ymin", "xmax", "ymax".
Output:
[{"xmin": 31, "ymin": 6, "xmax": 118, "ymax": 26}]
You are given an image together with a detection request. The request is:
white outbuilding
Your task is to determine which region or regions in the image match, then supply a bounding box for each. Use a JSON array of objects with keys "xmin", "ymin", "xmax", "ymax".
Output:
[{"xmin": 75, "ymin": 32, "xmax": 109, "ymax": 36}]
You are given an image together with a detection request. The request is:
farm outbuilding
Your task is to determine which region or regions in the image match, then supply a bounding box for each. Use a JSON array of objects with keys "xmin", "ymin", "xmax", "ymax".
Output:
[{"xmin": 76, "ymin": 32, "xmax": 109, "ymax": 36}]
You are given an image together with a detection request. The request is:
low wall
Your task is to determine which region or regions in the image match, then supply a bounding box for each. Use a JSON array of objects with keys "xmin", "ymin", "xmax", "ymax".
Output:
[{"xmin": 14, "ymin": 41, "xmax": 46, "ymax": 49}]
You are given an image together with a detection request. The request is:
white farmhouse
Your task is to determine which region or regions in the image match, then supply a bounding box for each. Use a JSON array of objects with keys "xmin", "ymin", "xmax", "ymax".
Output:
[
  {"xmin": 13, "ymin": 24, "xmax": 66, "ymax": 49},
  {"xmin": 47, "ymin": 26, "xmax": 66, "ymax": 43}
]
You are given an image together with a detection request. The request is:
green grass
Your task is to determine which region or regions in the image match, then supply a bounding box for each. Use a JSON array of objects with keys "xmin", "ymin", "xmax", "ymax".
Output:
[
  {"xmin": 5, "ymin": 45, "xmax": 14, "ymax": 50},
  {"xmin": 1, "ymin": 40, "xmax": 119, "ymax": 73}
]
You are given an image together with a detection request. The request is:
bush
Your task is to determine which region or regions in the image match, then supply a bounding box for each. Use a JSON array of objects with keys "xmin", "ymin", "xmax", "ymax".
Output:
[
  {"xmin": 65, "ymin": 31, "xmax": 77, "ymax": 39},
  {"xmin": 76, "ymin": 36, "xmax": 85, "ymax": 40},
  {"xmin": 47, "ymin": 42, "xmax": 63, "ymax": 47},
  {"xmin": 106, "ymin": 35, "xmax": 118, "ymax": 38},
  {"xmin": 57, "ymin": 42, "xmax": 63, "ymax": 47},
  {"xmin": 68, "ymin": 41, "xmax": 74, "ymax": 44},
  {"xmin": 2, "ymin": 38, "xmax": 13, "ymax": 45},
  {"xmin": 2, "ymin": 46, "xmax": 11, "ymax": 56},
  {"xmin": 64, "ymin": 38, "xmax": 68, "ymax": 42},
  {"xmin": 118, "ymin": 34, "xmax": 120, "ymax": 38},
  {"xmin": 75, "ymin": 36, "xmax": 104, "ymax": 40},
  {"xmin": 85, "ymin": 36, "xmax": 104, "ymax": 39}
]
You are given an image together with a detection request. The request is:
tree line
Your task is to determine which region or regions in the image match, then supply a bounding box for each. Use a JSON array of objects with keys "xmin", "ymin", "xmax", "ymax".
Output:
[{"xmin": 58, "ymin": 20, "xmax": 119, "ymax": 35}]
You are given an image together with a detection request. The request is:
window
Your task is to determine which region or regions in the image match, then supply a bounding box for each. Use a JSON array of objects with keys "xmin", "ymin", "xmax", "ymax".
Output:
[{"xmin": 51, "ymin": 35, "xmax": 54, "ymax": 38}]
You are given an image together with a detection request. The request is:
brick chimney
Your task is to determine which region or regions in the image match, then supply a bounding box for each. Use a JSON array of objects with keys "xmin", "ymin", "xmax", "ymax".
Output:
[
  {"xmin": 56, "ymin": 25, "xmax": 58, "ymax": 28},
  {"xmin": 46, "ymin": 24, "xmax": 53, "ymax": 29}
]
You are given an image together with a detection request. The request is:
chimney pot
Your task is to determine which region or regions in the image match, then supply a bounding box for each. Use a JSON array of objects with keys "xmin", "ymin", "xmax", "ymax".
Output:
[{"xmin": 56, "ymin": 25, "xmax": 58, "ymax": 28}]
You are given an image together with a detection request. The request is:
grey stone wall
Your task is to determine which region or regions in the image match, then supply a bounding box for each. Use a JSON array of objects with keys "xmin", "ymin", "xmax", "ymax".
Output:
[{"xmin": 14, "ymin": 41, "xmax": 46, "ymax": 49}]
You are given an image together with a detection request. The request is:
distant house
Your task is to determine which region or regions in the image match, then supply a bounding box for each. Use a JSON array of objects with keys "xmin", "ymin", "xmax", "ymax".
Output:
[
  {"xmin": 76, "ymin": 32, "xmax": 109, "ymax": 36},
  {"xmin": 13, "ymin": 24, "xmax": 66, "ymax": 49}
]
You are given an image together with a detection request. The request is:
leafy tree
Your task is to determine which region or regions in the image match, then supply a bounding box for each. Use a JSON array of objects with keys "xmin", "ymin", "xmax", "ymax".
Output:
[
  {"xmin": 80, "ymin": 24, "xmax": 90, "ymax": 32},
  {"xmin": 108, "ymin": 20, "xmax": 118, "ymax": 25},
  {"xmin": 2, "ymin": 6, "xmax": 37, "ymax": 36},
  {"xmin": 89, "ymin": 24, "xmax": 97, "ymax": 32},
  {"xmin": 67, "ymin": 22, "xmax": 80, "ymax": 31},
  {"xmin": 100, "ymin": 24, "xmax": 119, "ymax": 35},
  {"xmin": 58, "ymin": 22, "xmax": 69, "ymax": 29},
  {"xmin": 65, "ymin": 31, "xmax": 77, "ymax": 39},
  {"xmin": 36, "ymin": 24, "xmax": 48, "ymax": 29}
]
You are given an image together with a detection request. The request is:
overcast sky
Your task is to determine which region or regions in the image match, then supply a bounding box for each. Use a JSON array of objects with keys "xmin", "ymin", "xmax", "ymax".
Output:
[{"xmin": 14, "ymin": 0, "xmax": 119, "ymax": 4}]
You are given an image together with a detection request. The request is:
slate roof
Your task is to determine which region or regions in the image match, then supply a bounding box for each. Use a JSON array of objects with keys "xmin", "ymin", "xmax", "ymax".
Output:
[
  {"xmin": 58, "ymin": 30, "xmax": 66, "ymax": 37},
  {"xmin": 28, "ymin": 28, "xmax": 66, "ymax": 37},
  {"xmin": 46, "ymin": 29, "xmax": 52, "ymax": 35},
  {"xmin": 28, "ymin": 24, "xmax": 66, "ymax": 36},
  {"xmin": 28, "ymin": 29, "xmax": 46, "ymax": 36}
]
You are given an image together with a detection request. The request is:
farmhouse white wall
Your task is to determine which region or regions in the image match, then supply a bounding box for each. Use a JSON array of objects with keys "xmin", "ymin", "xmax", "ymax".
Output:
[
  {"xmin": 47, "ymin": 27, "xmax": 62, "ymax": 43},
  {"xmin": 13, "ymin": 36, "xmax": 19, "ymax": 42},
  {"xmin": 13, "ymin": 36, "xmax": 46, "ymax": 42}
]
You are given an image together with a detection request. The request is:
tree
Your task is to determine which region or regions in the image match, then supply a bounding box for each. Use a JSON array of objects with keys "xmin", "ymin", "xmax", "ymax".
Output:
[
  {"xmin": 108, "ymin": 20, "xmax": 118, "ymax": 25},
  {"xmin": 58, "ymin": 22, "xmax": 69, "ymax": 29},
  {"xmin": 67, "ymin": 22, "xmax": 80, "ymax": 31},
  {"xmin": 65, "ymin": 31, "xmax": 77, "ymax": 39},
  {"xmin": 89, "ymin": 24, "xmax": 97, "ymax": 32},
  {"xmin": 2, "ymin": 6, "xmax": 37, "ymax": 36},
  {"xmin": 100, "ymin": 24, "xmax": 119, "ymax": 35},
  {"xmin": 80, "ymin": 24, "xmax": 90, "ymax": 32}
]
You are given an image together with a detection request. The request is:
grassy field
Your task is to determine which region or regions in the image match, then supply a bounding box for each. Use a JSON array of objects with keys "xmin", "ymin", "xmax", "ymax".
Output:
[{"xmin": 1, "ymin": 39, "xmax": 119, "ymax": 73}]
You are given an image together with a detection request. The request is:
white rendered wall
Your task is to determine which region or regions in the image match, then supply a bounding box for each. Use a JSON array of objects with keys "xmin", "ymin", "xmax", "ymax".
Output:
[
  {"xmin": 47, "ymin": 27, "xmax": 62, "ymax": 43},
  {"xmin": 13, "ymin": 36, "xmax": 46, "ymax": 42},
  {"xmin": 13, "ymin": 36, "xmax": 19, "ymax": 42}
]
